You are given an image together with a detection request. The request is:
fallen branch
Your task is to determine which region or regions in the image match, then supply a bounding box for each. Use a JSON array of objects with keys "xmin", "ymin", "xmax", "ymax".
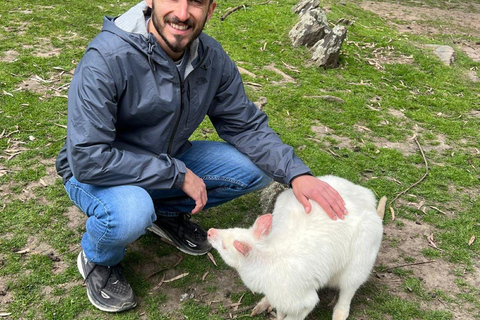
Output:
[
  {"xmin": 383, "ymin": 260, "xmax": 436, "ymax": 272},
  {"xmin": 146, "ymin": 254, "xmax": 183, "ymax": 279},
  {"xmin": 220, "ymin": 4, "xmax": 248, "ymax": 21},
  {"xmin": 220, "ymin": 1, "xmax": 272, "ymax": 21},
  {"xmin": 390, "ymin": 135, "xmax": 429, "ymax": 205},
  {"xmin": 229, "ymin": 304, "xmax": 255, "ymax": 315}
]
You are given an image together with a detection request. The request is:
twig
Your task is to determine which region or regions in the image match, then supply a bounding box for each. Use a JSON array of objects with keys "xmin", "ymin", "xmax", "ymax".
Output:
[
  {"xmin": 229, "ymin": 304, "xmax": 255, "ymax": 315},
  {"xmin": 429, "ymin": 206, "xmax": 447, "ymax": 215},
  {"xmin": 221, "ymin": 4, "xmax": 248, "ymax": 21},
  {"xmin": 220, "ymin": 1, "xmax": 272, "ymax": 21},
  {"xmin": 390, "ymin": 135, "xmax": 429, "ymax": 205},
  {"xmin": 54, "ymin": 123, "xmax": 67, "ymax": 129},
  {"xmin": 146, "ymin": 254, "xmax": 183, "ymax": 279},
  {"xmin": 383, "ymin": 260, "xmax": 436, "ymax": 272},
  {"xmin": 326, "ymin": 148, "xmax": 340, "ymax": 157}
]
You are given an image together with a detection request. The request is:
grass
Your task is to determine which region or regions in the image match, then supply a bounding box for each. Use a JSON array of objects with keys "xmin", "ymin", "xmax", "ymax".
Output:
[{"xmin": 1, "ymin": 0, "xmax": 480, "ymax": 319}]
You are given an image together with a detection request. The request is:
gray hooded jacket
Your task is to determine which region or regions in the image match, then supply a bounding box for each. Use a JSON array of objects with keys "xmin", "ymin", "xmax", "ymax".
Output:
[{"xmin": 55, "ymin": 1, "xmax": 311, "ymax": 189}]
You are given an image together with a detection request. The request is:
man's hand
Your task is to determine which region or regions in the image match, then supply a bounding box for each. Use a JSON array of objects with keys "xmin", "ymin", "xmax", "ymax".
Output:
[
  {"xmin": 291, "ymin": 175, "xmax": 347, "ymax": 220},
  {"xmin": 181, "ymin": 169, "xmax": 207, "ymax": 214}
]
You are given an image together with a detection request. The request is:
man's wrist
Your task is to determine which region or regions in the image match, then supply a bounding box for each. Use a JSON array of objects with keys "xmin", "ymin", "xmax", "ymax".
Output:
[{"xmin": 289, "ymin": 172, "xmax": 313, "ymax": 187}]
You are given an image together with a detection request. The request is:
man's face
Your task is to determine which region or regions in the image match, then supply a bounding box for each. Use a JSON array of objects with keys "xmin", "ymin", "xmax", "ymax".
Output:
[{"xmin": 147, "ymin": 0, "xmax": 216, "ymax": 60}]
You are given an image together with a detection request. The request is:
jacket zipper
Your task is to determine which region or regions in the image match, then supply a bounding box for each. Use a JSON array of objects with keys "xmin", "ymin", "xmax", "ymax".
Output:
[
  {"xmin": 167, "ymin": 48, "xmax": 210, "ymax": 155},
  {"xmin": 167, "ymin": 68, "xmax": 184, "ymax": 155},
  {"xmin": 146, "ymin": 37, "xmax": 156, "ymax": 71}
]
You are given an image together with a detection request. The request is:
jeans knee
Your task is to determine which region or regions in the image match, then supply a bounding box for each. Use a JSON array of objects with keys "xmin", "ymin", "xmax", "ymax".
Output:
[
  {"xmin": 252, "ymin": 171, "xmax": 272, "ymax": 192},
  {"xmin": 105, "ymin": 188, "xmax": 156, "ymax": 245}
]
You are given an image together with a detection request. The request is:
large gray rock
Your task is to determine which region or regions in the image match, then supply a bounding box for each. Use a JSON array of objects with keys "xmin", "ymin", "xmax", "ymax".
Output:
[
  {"xmin": 292, "ymin": 0, "xmax": 320, "ymax": 15},
  {"xmin": 311, "ymin": 25, "xmax": 348, "ymax": 68},
  {"xmin": 289, "ymin": 8, "xmax": 330, "ymax": 48}
]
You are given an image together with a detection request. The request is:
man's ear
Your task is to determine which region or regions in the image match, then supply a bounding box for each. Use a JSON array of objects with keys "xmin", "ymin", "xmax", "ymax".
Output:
[
  {"xmin": 206, "ymin": 1, "xmax": 216, "ymax": 21},
  {"xmin": 253, "ymin": 214, "xmax": 272, "ymax": 240},
  {"xmin": 233, "ymin": 240, "xmax": 251, "ymax": 256}
]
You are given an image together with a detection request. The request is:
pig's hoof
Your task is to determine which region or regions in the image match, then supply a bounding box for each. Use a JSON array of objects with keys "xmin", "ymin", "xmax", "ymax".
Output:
[{"xmin": 251, "ymin": 297, "xmax": 272, "ymax": 316}]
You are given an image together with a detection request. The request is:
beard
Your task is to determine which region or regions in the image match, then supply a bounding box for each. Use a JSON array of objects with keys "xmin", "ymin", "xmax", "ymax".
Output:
[{"xmin": 151, "ymin": 3, "xmax": 209, "ymax": 54}]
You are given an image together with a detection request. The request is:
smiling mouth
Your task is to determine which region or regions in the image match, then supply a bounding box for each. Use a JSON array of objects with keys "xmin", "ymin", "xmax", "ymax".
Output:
[{"xmin": 169, "ymin": 22, "xmax": 190, "ymax": 31}]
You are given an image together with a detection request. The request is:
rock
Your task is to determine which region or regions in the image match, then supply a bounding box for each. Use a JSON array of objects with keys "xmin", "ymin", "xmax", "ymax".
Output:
[
  {"xmin": 467, "ymin": 70, "xmax": 479, "ymax": 82},
  {"xmin": 426, "ymin": 44, "xmax": 456, "ymax": 65},
  {"xmin": 254, "ymin": 96, "xmax": 268, "ymax": 109},
  {"xmin": 292, "ymin": 0, "xmax": 320, "ymax": 15},
  {"xmin": 289, "ymin": 8, "xmax": 330, "ymax": 48},
  {"xmin": 259, "ymin": 181, "xmax": 287, "ymax": 214},
  {"xmin": 289, "ymin": 0, "xmax": 348, "ymax": 68},
  {"xmin": 311, "ymin": 25, "xmax": 348, "ymax": 68}
]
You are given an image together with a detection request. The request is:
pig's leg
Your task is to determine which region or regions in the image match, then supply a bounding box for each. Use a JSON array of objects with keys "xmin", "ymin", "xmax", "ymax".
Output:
[
  {"xmin": 251, "ymin": 296, "xmax": 272, "ymax": 316},
  {"xmin": 277, "ymin": 312, "xmax": 286, "ymax": 320},
  {"xmin": 332, "ymin": 287, "xmax": 356, "ymax": 320},
  {"xmin": 283, "ymin": 289, "xmax": 318, "ymax": 320}
]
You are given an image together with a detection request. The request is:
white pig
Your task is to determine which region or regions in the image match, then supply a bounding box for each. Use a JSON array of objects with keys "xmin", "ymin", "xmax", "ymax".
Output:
[{"xmin": 207, "ymin": 175, "xmax": 384, "ymax": 320}]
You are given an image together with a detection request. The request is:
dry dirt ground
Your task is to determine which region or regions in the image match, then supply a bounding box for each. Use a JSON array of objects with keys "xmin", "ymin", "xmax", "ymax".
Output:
[{"xmin": 1, "ymin": 1, "xmax": 480, "ymax": 319}]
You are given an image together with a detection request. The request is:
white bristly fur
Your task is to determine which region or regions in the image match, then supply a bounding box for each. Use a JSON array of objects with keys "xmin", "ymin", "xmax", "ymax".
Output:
[{"xmin": 207, "ymin": 175, "xmax": 384, "ymax": 320}]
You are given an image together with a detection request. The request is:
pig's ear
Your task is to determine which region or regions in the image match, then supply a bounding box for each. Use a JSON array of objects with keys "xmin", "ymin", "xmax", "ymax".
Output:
[
  {"xmin": 253, "ymin": 214, "xmax": 272, "ymax": 239},
  {"xmin": 233, "ymin": 240, "xmax": 252, "ymax": 256}
]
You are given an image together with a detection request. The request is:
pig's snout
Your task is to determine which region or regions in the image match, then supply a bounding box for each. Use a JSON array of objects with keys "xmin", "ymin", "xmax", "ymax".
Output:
[{"xmin": 207, "ymin": 228, "xmax": 217, "ymax": 239}]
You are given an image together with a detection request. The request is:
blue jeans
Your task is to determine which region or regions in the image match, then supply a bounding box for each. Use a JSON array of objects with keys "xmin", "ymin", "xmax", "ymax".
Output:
[{"xmin": 64, "ymin": 141, "xmax": 272, "ymax": 266}]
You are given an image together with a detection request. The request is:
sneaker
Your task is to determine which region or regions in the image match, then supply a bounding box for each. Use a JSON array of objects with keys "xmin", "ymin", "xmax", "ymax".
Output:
[
  {"xmin": 148, "ymin": 213, "xmax": 212, "ymax": 255},
  {"xmin": 77, "ymin": 251, "xmax": 136, "ymax": 312}
]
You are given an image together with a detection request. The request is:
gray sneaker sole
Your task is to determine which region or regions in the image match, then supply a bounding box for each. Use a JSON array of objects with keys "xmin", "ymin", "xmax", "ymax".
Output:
[
  {"xmin": 147, "ymin": 224, "xmax": 210, "ymax": 256},
  {"xmin": 77, "ymin": 252, "xmax": 136, "ymax": 313}
]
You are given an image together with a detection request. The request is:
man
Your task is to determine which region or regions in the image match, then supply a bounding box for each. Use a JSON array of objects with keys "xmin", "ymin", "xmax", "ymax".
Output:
[{"xmin": 56, "ymin": 0, "xmax": 347, "ymax": 313}]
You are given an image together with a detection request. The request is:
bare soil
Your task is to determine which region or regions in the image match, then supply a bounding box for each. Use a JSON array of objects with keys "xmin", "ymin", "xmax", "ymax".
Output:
[{"xmin": 360, "ymin": 1, "xmax": 480, "ymax": 62}]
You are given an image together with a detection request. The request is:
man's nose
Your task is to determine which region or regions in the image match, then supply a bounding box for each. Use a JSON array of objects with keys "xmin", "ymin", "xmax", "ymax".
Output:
[{"xmin": 174, "ymin": 0, "xmax": 190, "ymax": 22}]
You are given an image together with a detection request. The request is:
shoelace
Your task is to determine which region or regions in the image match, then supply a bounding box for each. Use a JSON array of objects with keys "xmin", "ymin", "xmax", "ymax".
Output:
[
  {"xmin": 178, "ymin": 213, "xmax": 203, "ymax": 240},
  {"xmin": 84, "ymin": 263, "xmax": 124, "ymax": 290}
]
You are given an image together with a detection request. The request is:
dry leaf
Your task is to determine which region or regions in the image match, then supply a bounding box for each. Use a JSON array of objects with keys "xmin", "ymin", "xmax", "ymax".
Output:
[
  {"xmin": 430, "ymin": 206, "xmax": 447, "ymax": 215},
  {"xmin": 468, "ymin": 235, "xmax": 476, "ymax": 246},
  {"xmin": 390, "ymin": 206, "xmax": 395, "ymax": 221},
  {"xmin": 232, "ymin": 292, "xmax": 245, "ymax": 311},
  {"xmin": 202, "ymin": 271, "xmax": 209, "ymax": 281},
  {"xmin": 163, "ymin": 272, "xmax": 189, "ymax": 283},
  {"xmin": 415, "ymin": 200, "xmax": 425, "ymax": 210},
  {"xmin": 281, "ymin": 61, "xmax": 300, "ymax": 73},
  {"xmin": 207, "ymin": 252, "xmax": 217, "ymax": 266},
  {"xmin": 427, "ymin": 234, "xmax": 438, "ymax": 249},
  {"xmin": 327, "ymin": 148, "xmax": 340, "ymax": 157}
]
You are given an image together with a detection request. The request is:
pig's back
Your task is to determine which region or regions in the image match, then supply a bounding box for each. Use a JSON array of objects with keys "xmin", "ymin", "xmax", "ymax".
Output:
[{"xmin": 265, "ymin": 175, "xmax": 382, "ymax": 285}]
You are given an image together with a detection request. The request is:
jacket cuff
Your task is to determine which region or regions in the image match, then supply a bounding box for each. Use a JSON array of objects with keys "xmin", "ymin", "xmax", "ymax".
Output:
[{"xmin": 171, "ymin": 158, "xmax": 187, "ymax": 189}]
